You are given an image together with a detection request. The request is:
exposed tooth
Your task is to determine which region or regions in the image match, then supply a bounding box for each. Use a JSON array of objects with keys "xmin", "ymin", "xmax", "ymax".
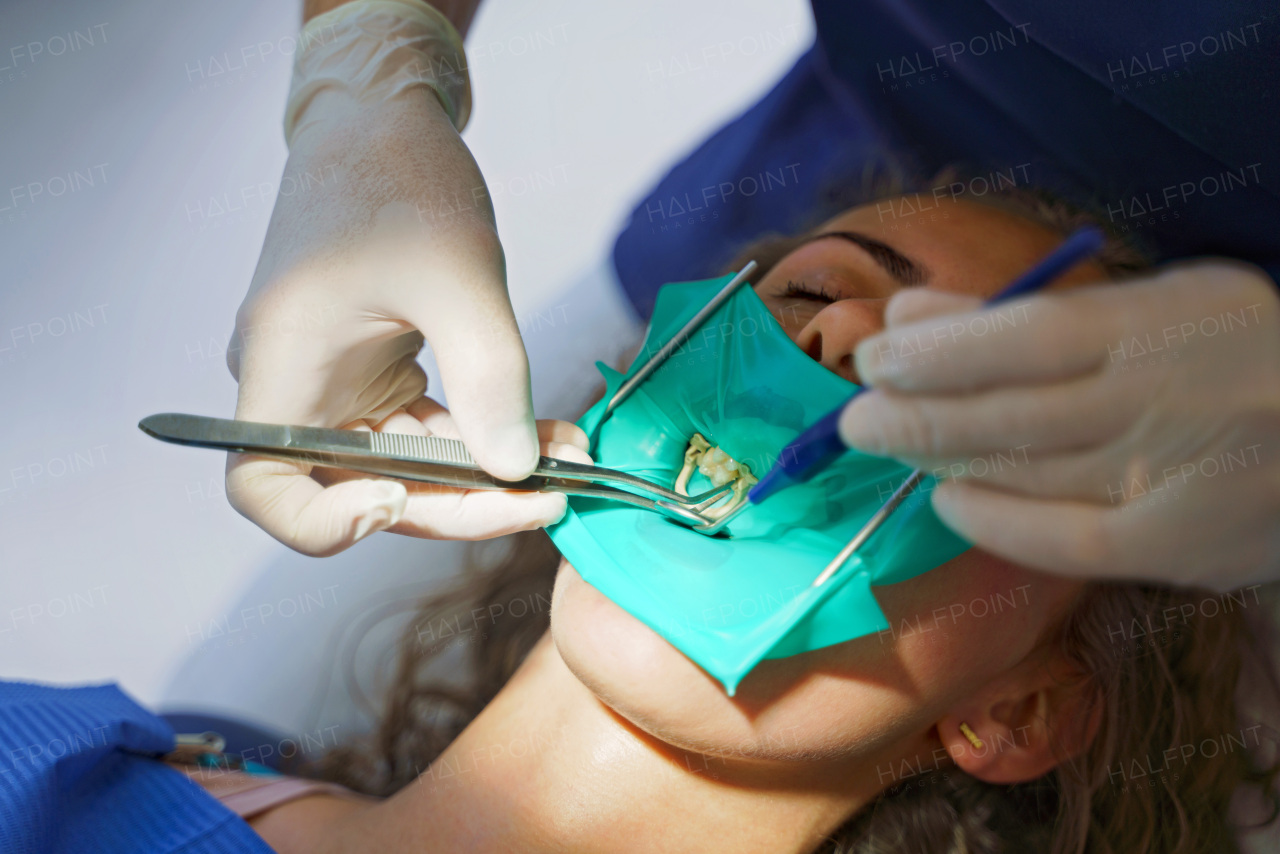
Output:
[
  {"xmin": 674, "ymin": 433, "xmax": 712, "ymax": 496},
  {"xmin": 674, "ymin": 433, "xmax": 756, "ymax": 522},
  {"xmin": 698, "ymin": 447, "xmax": 740, "ymax": 486}
]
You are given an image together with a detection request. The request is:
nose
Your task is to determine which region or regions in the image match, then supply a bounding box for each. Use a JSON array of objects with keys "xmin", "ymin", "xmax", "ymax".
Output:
[{"xmin": 793, "ymin": 299, "xmax": 887, "ymax": 384}]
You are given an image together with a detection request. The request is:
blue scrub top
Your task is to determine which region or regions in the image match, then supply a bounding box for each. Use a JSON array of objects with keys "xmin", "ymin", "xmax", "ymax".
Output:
[
  {"xmin": 612, "ymin": 0, "xmax": 1280, "ymax": 319},
  {"xmin": 0, "ymin": 682, "xmax": 271, "ymax": 854}
]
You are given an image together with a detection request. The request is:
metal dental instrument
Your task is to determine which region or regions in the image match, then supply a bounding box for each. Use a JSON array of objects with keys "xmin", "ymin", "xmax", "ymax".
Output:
[
  {"xmin": 809, "ymin": 469, "xmax": 925, "ymax": 587},
  {"xmin": 138, "ymin": 413, "xmax": 733, "ymax": 528},
  {"xmin": 604, "ymin": 261, "xmax": 758, "ymax": 417}
]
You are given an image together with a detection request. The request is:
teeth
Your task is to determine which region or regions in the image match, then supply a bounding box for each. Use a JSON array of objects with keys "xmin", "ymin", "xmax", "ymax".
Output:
[
  {"xmin": 698, "ymin": 447, "xmax": 739, "ymax": 486},
  {"xmin": 673, "ymin": 433, "xmax": 757, "ymax": 523},
  {"xmin": 674, "ymin": 433, "xmax": 712, "ymax": 496}
]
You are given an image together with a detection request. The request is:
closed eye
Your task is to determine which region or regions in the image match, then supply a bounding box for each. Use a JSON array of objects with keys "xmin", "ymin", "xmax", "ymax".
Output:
[{"xmin": 782, "ymin": 279, "xmax": 837, "ymax": 303}]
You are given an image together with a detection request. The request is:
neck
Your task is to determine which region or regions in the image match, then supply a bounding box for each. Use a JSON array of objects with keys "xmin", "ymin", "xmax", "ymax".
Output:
[{"xmin": 355, "ymin": 632, "xmax": 894, "ymax": 854}]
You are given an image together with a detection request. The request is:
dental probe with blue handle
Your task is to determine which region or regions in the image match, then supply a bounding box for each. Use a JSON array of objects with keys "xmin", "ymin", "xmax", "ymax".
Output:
[{"xmin": 747, "ymin": 225, "xmax": 1107, "ymax": 512}]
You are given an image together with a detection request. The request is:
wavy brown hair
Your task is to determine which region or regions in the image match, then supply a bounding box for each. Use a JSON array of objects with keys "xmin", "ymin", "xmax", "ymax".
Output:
[{"xmin": 315, "ymin": 178, "xmax": 1280, "ymax": 852}]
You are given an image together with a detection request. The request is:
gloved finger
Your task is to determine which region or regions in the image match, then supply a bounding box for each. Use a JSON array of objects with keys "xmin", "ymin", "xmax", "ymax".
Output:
[
  {"xmin": 373, "ymin": 407, "xmax": 431, "ymax": 436},
  {"xmin": 385, "ymin": 439, "xmax": 593, "ymax": 539},
  {"xmin": 541, "ymin": 440, "xmax": 593, "ymax": 465},
  {"xmin": 225, "ymin": 453, "xmax": 407, "ymax": 557},
  {"xmin": 839, "ymin": 371, "xmax": 1138, "ymax": 459},
  {"xmin": 435, "ymin": 342, "xmax": 538, "ymax": 481},
  {"xmin": 927, "ymin": 479, "xmax": 1139, "ymax": 581},
  {"xmin": 1111, "ymin": 462, "xmax": 1280, "ymax": 592},
  {"xmin": 535, "ymin": 420, "xmax": 590, "ymax": 452},
  {"xmin": 406, "ymin": 260, "xmax": 540, "ymax": 482},
  {"xmin": 931, "ymin": 475, "xmax": 1275, "ymax": 590},
  {"xmin": 854, "ymin": 288, "xmax": 1114, "ymax": 393},
  {"xmin": 234, "ymin": 319, "xmax": 425, "ymax": 428},
  {"xmin": 883, "ymin": 289, "xmax": 982, "ymax": 328},
  {"xmin": 405, "ymin": 397, "xmax": 589, "ymax": 453},
  {"xmin": 388, "ymin": 489, "xmax": 567, "ymax": 540},
  {"xmin": 903, "ymin": 444, "xmax": 1126, "ymax": 505},
  {"xmin": 407, "ymin": 396, "xmax": 460, "ymax": 437},
  {"xmin": 361, "ymin": 358, "xmax": 430, "ymax": 426}
]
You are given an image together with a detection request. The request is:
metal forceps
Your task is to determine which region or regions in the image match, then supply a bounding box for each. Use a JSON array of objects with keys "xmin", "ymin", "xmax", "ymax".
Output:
[
  {"xmin": 138, "ymin": 413, "xmax": 735, "ymax": 528},
  {"xmin": 139, "ymin": 260, "xmax": 761, "ymax": 533}
]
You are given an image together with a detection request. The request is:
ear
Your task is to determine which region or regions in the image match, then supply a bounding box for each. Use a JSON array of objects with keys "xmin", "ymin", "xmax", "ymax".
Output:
[{"xmin": 937, "ymin": 653, "xmax": 1102, "ymax": 785}]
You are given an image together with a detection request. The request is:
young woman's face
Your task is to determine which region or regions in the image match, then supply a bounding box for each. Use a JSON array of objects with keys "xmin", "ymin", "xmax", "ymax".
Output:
[{"xmin": 550, "ymin": 195, "xmax": 1104, "ymax": 767}]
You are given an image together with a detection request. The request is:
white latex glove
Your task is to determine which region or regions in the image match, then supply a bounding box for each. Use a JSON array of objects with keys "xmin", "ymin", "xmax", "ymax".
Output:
[
  {"xmin": 227, "ymin": 0, "xmax": 559, "ymax": 556},
  {"xmin": 840, "ymin": 260, "xmax": 1280, "ymax": 592}
]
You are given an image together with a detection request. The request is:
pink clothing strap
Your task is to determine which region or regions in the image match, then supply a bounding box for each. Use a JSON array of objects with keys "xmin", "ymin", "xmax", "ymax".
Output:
[{"xmin": 168, "ymin": 763, "xmax": 369, "ymax": 819}]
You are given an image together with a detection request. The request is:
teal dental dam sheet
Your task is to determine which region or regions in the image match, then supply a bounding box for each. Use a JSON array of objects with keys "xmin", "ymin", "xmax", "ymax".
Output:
[{"xmin": 549, "ymin": 274, "xmax": 970, "ymax": 693}]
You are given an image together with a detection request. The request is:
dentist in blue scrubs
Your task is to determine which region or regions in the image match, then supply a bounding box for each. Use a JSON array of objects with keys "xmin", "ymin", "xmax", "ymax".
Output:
[{"xmin": 5, "ymin": 3, "xmax": 1279, "ymax": 852}]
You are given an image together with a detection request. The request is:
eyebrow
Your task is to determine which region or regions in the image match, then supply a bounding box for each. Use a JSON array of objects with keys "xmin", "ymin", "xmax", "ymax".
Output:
[{"xmin": 801, "ymin": 230, "xmax": 929, "ymax": 286}]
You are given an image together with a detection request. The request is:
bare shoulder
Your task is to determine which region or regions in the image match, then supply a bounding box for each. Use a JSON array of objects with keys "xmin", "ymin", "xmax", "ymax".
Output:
[{"xmin": 247, "ymin": 792, "xmax": 374, "ymax": 854}]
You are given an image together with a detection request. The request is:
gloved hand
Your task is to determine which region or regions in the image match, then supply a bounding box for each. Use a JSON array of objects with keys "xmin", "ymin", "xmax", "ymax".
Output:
[
  {"xmin": 227, "ymin": 0, "xmax": 558, "ymax": 556},
  {"xmin": 840, "ymin": 260, "xmax": 1280, "ymax": 592}
]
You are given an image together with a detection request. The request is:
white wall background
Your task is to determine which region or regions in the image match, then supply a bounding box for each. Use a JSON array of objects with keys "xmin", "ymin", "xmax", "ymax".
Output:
[{"xmin": 0, "ymin": 0, "xmax": 812, "ymax": 735}]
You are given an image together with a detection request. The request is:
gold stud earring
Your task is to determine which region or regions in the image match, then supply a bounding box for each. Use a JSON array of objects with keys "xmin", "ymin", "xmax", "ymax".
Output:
[{"xmin": 959, "ymin": 722, "xmax": 984, "ymax": 750}]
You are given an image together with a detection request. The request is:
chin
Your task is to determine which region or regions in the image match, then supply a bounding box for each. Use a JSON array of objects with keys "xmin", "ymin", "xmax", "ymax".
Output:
[
  {"xmin": 551, "ymin": 560, "xmax": 733, "ymax": 746},
  {"xmin": 550, "ymin": 559, "xmax": 878, "ymax": 762}
]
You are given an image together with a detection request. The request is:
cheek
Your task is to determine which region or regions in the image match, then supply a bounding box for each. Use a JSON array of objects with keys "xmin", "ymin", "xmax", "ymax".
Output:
[{"xmin": 866, "ymin": 550, "xmax": 1068, "ymax": 700}]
